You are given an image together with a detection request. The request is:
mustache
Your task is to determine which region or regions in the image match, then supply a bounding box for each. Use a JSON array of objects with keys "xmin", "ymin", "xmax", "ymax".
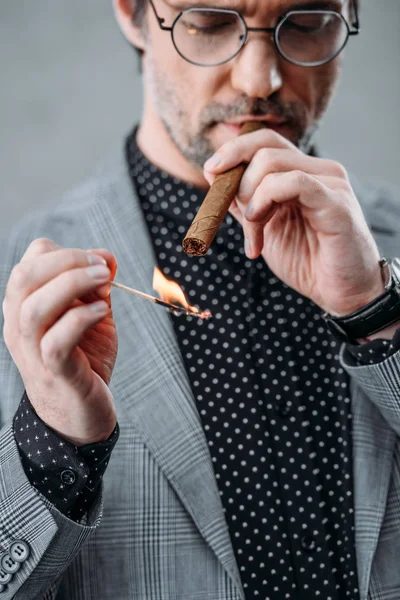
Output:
[{"xmin": 199, "ymin": 95, "xmax": 306, "ymax": 130}]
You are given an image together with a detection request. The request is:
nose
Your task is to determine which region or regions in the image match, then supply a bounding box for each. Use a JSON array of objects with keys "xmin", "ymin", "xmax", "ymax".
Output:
[{"xmin": 230, "ymin": 36, "xmax": 283, "ymax": 98}]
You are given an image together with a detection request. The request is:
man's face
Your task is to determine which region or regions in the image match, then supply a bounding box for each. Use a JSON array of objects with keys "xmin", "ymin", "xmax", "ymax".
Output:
[{"xmin": 138, "ymin": 0, "xmax": 349, "ymax": 169}]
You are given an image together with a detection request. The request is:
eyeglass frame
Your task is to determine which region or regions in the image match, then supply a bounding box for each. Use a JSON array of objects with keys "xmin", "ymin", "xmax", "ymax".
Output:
[{"xmin": 146, "ymin": 0, "xmax": 360, "ymax": 68}]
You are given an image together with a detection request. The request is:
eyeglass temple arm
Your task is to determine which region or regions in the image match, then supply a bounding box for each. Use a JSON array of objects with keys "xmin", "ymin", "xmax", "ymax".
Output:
[
  {"xmin": 148, "ymin": 0, "xmax": 174, "ymax": 30},
  {"xmin": 350, "ymin": 0, "xmax": 360, "ymax": 33}
]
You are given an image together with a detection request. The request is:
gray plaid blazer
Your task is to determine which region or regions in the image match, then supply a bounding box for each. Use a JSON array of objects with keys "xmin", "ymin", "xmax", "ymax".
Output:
[{"xmin": 1, "ymin": 143, "xmax": 400, "ymax": 600}]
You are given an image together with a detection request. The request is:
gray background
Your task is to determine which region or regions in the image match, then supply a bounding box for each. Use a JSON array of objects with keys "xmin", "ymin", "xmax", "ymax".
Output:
[{"xmin": 0, "ymin": 0, "xmax": 399, "ymax": 233}]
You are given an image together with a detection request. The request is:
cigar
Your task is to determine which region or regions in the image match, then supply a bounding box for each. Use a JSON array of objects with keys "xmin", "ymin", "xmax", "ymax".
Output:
[{"xmin": 182, "ymin": 121, "xmax": 266, "ymax": 257}]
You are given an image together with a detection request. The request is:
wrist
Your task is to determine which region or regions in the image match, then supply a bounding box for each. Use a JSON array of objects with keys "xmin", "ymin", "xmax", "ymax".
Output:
[
  {"xmin": 26, "ymin": 396, "xmax": 117, "ymax": 446},
  {"xmin": 327, "ymin": 279, "xmax": 385, "ymax": 319},
  {"xmin": 64, "ymin": 421, "xmax": 118, "ymax": 447},
  {"xmin": 356, "ymin": 320, "xmax": 400, "ymax": 344},
  {"xmin": 323, "ymin": 257, "xmax": 400, "ymax": 343}
]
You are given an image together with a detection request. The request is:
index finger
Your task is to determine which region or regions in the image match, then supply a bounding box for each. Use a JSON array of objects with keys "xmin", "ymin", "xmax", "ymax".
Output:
[
  {"xmin": 20, "ymin": 238, "xmax": 62, "ymax": 263},
  {"xmin": 204, "ymin": 128, "xmax": 301, "ymax": 175}
]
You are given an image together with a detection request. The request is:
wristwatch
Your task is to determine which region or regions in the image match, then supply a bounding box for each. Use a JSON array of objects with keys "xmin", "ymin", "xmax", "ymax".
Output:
[{"xmin": 322, "ymin": 257, "xmax": 400, "ymax": 343}]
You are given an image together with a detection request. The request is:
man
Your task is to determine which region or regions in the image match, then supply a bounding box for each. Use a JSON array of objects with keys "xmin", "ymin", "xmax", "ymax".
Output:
[{"xmin": 1, "ymin": 0, "xmax": 400, "ymax": 598}]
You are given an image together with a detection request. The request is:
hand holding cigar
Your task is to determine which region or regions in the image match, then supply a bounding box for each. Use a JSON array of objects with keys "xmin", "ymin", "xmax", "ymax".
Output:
[
  {"xmin": 190, "ymin": 117, "xmax": 382, "ymax": 320},
  {"xmin": 182, "ymin": 121, "xmax": 266, "ymax": 256}
]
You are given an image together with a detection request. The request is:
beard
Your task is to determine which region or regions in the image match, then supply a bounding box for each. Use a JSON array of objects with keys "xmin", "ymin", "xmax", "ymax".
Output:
[{"xmin": 145, "ymin": 51, "xmax": 339, "ymax": 171}]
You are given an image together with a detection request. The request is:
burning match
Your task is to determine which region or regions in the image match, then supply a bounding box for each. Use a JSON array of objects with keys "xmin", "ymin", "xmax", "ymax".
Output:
[{"xmin": 109, "ymin": 267, "xmax": 212, "ymax": 320}]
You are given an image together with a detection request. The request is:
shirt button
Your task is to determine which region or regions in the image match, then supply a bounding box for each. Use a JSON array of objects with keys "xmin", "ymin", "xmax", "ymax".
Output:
[
  {"xmin": 300, "ymin": 535, "xmax": 317, "ymax": 552},
  {"xmin": 61, "ymin": 470, "xmax": 76, "ymax": 485},
  {"xmin": 275, "ymin": 403, "xmax": 290, "ymax": 417}
]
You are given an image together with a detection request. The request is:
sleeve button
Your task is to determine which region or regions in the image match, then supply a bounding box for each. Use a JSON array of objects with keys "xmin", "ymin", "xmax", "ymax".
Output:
[
  {"xmin": 1, "ymin": 553, "xmax": 20, "ymax": 575},
  {"xmin": 0, "ymin": 583, "xmax": 5, "ymax": 592},
  {"xmin": 275, "ymin": 402, "xmax": 291, "ymax": 417},
  {"xmin": 0, "ymin": 567, "xmax": 12, "ymax": 584},
  {"xmin": 9, "ymin": 540, "xmax": 30, "ymax": 563},
  {"xmin": 61, "ymin": 469, "xmax": 76, "ymax": 485}
]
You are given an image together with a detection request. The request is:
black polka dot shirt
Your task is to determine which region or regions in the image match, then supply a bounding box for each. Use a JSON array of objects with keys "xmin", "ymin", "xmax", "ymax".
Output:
[
  {"xmin": 12, "ymin": 125, "xmax": 400, "ymax": 596},
  {"xmin": 125, "ymin": 126, "xmax": 400, "ymax": 600}
]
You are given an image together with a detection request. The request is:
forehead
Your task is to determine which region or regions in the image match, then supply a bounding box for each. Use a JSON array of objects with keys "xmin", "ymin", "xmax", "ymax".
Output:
[{"xmin": 165, "ymin": 0, "xmax": 345, "ymax": 12}]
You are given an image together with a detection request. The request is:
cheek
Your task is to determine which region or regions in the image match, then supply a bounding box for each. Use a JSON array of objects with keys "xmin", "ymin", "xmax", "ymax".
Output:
[
  {"xmin": 310, "ymin": 59, "xmax": 342, "ymax": 117},
  {"xmin": 146, "ymin": 36, "xmax": 224, "ymax": 124},
  {"xmin": 282, "ymin": 59, "xmax": 341, "ymax": 119}
]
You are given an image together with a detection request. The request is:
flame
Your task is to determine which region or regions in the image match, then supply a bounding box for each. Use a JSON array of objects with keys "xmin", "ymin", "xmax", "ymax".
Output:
[{"xmin": 153, "ymin": 267, "xmax": 200, "ymax": 314}]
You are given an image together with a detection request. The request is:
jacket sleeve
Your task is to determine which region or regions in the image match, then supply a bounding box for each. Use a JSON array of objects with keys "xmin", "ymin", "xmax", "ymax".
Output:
[
  {"xmin": 338, "ymin": 174, "xmax": 400, "ymax": 436},
  {"xmin": 0, "ymin": 219, "xmax": 105, "ymax": 599},
  {"xmin": 0, "ymin": 421, "xmax": 104, "ymax": 600},
  {"xmin": 340, "ymin": 344, "xmax": 400, "ymax": 437}
]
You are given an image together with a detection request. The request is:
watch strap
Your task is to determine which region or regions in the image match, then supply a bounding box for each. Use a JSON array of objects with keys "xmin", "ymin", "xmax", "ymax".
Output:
[{"xmin": 324, "ymin": 286, "xmax": 400, "ymax": 341}]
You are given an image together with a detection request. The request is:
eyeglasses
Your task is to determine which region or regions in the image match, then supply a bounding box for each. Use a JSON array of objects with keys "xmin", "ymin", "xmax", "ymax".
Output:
[{"xmin": 147, "ymin": 0, "xmax": 360, "ymax": 68}]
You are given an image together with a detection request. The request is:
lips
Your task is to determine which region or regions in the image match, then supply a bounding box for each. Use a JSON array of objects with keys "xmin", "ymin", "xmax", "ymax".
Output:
[
  {"xmin": 224, "ymin": 114, "xmax": 287, "ymax": 125},
  {"xmin": 221, "ymin": 120, "xmax": 287, "ymax": 133}
]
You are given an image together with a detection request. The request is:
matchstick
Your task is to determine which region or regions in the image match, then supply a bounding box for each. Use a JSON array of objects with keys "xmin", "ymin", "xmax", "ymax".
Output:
[{"xmin": 109, "ymin": 281, "xmax": 212, "ymax": 319}]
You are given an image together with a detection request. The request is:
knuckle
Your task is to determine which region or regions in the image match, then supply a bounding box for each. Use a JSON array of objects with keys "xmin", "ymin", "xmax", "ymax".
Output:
[
  {"xmin": 29, "ymin": 237, "xmax": 55, "ymax": 254},
  {"xmin": 255, "ymin": 147, "xmax": 270, "ymax": 164},
  {"xmin": 41, "ymin": 337, "xmax": 64, "ymax": 367},
  {"xmin": 258, "ymin": 148, "xmax": 281, "ymax": 172},
  {"xmin": 330, "ymin": 161, "xmax": 348, "ymax": 179},
  {"xmin": 262, "ymin": 129, "xmax": 282, "ymax": 145},
  {"xmin": 10, "ymin": 263, "xmax": 29, "ymax": 290},
  {"xmin": 293, "ymin": 169, "xmax": 308, "ymax": 185}
]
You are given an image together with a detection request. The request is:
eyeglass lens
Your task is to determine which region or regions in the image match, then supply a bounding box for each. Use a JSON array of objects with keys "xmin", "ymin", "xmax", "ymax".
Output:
[{"xmin": 172, "ymin": 9, "xmax": 349, "ymax": 67}]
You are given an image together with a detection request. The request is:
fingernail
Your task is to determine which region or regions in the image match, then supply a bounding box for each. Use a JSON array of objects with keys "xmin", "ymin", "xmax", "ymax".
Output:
[
  {"xmin": 89, "ymin": 301, "xmax": 108, "ymax": 312},
  {"xmin": 245, "ymin": 203, "xmax": 254, "ymax": 219},
  {"xmin": 87, "ymin": 265, "xmax": 110, "ymax": 280},
  {"xmin": 244, "ymin": 238, "xmax": 252, "ymax": 258},
  {"xmin": 204, "ymin": 153, "xmax": 222, "ymax": 171},
  {"xmin": 88, "ymin": 254, "xmax": 107, "ymax": 266}
]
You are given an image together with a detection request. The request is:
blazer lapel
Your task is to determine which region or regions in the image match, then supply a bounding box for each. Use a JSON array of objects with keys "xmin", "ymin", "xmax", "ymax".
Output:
[
  {"xmin": 89, "ymin": 146, "xmax": 244, "ymax": 598},
  {"xmin": 351, "ymin": 378, "xmax": 396, "ymax": 600}
]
